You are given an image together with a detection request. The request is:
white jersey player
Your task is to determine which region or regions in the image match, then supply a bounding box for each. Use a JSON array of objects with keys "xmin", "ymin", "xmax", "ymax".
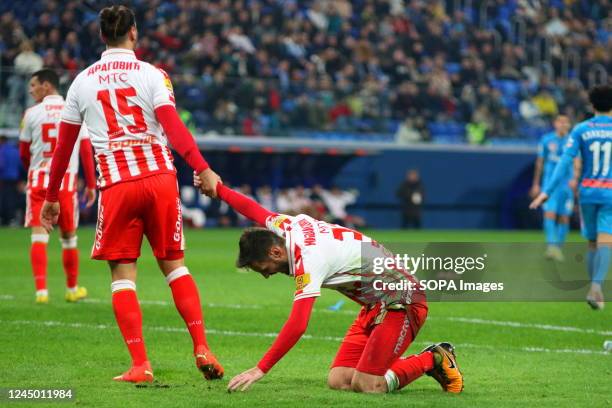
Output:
[
  {"xmin": 207, "ymin": 183, "xmax": 462, "ymax": 395},
  {"xmin": 40, "ymin": 5, "xmax": 223, "ymax": 384},
  {"xmin": 18, "ymin": 69, "xmax": 97, "ymax": 304}
]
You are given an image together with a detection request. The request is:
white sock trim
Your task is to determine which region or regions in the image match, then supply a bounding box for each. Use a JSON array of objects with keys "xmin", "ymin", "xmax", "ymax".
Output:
[
  {"xmin": 384, "ymin": 369, "xmax": 399, "ymax": 393},
  {"xmin": 60, "ymin": 236, "xmax": 78, "ymax": 249},
  {"xmin": 165, "ymin": 266, "xmax": 190, "ymax": 285},
  {"xmin": 36, "ymin": 289, "xmax": 48, "ymax": 296},
  {"xmin": 111, "ymin": 279, "xmax": 136, "ymax": 293},
  {"xmin": 31, "ymin": 234, "xmax": 49, "ymax": 244}
]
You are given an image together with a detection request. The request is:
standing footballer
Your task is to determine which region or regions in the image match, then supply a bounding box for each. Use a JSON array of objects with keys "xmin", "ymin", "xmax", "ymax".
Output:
[
  {"xmin": 19, "ymin": 68, "xmax": 97, "ymax": 304},
  {"xmin": 40, "ymin": 5, "xmax": 223, "ymax": 383},
  {"xmin": 531, "ymin": 85, "xmax": 612, "ymax": 310},
  {"xmin": 529, "ymin": 115, "xmax": 578, "ymax": 261},
  {"xmin": 197, "ymin": 180, "xmax": 463, "ymax": 394}
]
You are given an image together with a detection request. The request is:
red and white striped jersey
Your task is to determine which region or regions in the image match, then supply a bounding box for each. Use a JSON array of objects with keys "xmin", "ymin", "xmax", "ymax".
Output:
[
  {"xmin": 19, "ymin": 94, "xmax": 87, "ymax": 192},
  {"xmin": 61, "ymin": 48, "xmax": 176, "ymax": 189},
  {"xmin": 265, "ymin": 214, "xmax": 421, "ymax": 306}
]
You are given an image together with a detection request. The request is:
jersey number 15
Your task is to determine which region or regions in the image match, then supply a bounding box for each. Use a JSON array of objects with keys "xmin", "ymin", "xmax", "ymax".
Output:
[{"xmin": 97, "ymin": 87, "xmax": 147, "ymax": 139}]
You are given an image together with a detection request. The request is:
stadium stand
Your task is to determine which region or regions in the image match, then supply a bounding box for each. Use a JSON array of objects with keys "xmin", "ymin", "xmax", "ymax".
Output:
[{"xmin": 0, "ymin": 0, "xmax": 609, "ymax": 143}]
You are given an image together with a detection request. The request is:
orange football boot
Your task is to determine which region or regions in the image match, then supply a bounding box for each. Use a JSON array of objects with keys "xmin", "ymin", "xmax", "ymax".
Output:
[
  {"xmin": 422, "ymin": 342, "xmax": 464, "ymax": 393},
  {"xmin": 194, "ymin": 345, "xmax": 224, "ymax": 380},
  {"xmin": 113, "ymin": 361, "xmax": 154, "ymax": 383}
]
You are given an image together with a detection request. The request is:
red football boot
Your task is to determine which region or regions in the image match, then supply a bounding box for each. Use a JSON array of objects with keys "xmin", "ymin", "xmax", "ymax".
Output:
[
  {"xmin": 195, "ymin": 346, "xmax": 224, "ymax": 380},
  {"xmin": 113, "ymin": 361, "xmax": 154, "ymax": 383}
]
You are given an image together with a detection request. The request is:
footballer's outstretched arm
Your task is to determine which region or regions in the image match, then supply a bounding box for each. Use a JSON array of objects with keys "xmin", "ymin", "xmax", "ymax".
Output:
[
  {"xmin": 155, "ymin": 105, "xmax": 221, "ymax": 197},
  {"xmin": 216, "ymin": 183, "xmax": 277, "ymax": 226},
  {"xmin": 227, "ymin": 297, "xmax": 316, "ymax": 392}
]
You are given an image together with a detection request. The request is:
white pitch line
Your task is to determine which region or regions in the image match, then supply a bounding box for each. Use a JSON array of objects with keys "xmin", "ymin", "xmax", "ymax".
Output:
[
  {"xmin": 82, "ymin": 298, "xmax": 262, "ymax": 309},
  {"xmin": 445, "ymin": 317, "xmax": 612, "ymax": 337},
  {"xmin": 1, "ymin": 319, "xmax": 609, "ymax": 356},
  {"xmin": 1, "ymin": 294, "xmax": 610, "ymax": 337}
]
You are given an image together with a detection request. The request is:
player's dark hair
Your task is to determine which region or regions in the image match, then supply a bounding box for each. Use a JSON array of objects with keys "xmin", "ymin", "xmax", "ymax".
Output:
[
  {"xmin": 99, "ymin": 5, "xmax": 136, "ymax": 46},
  {"xmin": 31, "ymin": 68, "xmax": 59, "ymax": 89},
  {"xmin": 236, "ymin": 228, "xmax": 284, "ymax": 269},
  {"xmin": 588, "ymin": 85, "xmax": 612, "ymax": 113}
]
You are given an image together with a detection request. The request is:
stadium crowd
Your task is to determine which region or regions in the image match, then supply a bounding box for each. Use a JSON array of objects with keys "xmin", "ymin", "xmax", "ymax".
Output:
[{"xmin": 0, "ymin": 0, "xmax": 610, "ymax": 142}]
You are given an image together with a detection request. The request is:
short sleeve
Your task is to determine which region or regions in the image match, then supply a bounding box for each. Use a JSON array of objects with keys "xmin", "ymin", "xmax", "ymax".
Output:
[
  {"xmin": 293, "ymin": 246, "xmax": 327, "ymax": 301},
  {"xmin": 78, "ymin": 123, "xmax": 90, "ymax": 140},
  {"xmin": 151, "ymin": 68, "xmax": 176, "ymax": 109},
  {"xmin": 563, "ymin": 126, "xmax": 581, "ymax": 158},
  {"xmin": 19, "ymin": 110, "xmax": 32, "ymax": 142},
  {"xmin": 62, "ymin": 78, "xmax": 83, "ymax": 125},
  {"xmin": 537, "ymin": 138, "xmax": 545, "ymax": 158},
  {"xmin": 265, "ymin": 214, "xmax": 294, "ymax": 238}
]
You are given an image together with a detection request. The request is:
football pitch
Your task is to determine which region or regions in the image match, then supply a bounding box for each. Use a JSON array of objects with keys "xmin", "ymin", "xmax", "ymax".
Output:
[{"xmin": 0, "ymin": 227, "xmax": 610, "ymax": 408}]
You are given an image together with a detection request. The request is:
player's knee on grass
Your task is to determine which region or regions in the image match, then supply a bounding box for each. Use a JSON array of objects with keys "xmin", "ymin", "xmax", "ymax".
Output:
[
  {"xmin": 327, "ymin": 367, "xmax": 353, "ymax": 390},
  {"xmin": 350, "ymin": 371, "xmax": 388, "ymax": 393}
]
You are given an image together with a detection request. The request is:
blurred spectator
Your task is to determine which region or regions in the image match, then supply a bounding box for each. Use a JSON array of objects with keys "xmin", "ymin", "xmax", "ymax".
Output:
[
  {"xmin": 256, "ymin": 185, "xmax": 275, "ymax": 212},
  {"xmin": 8, "ymin": 40, "xmax": 43, "ymax": 106},
  {"xmin": 396, "ymin": 169, "xmax": 424, "ymax": 229},
  {"xmin": 532, "ymin": 90, "xmax": 559, "ymax": 118},
  {"xmin": 0, "ymin": 135, "xmax": 22, "ymax": 225},
  {"xmin": 395, "ymin": 118, "xmax": 423, "ymax": 144},
  {"xmin": 466, "ymin": 107, "xmax": 490, "ymax": 145},
  {"xmin": 318, "ymin": 186, "xmax": 364, "ymax": 228}
]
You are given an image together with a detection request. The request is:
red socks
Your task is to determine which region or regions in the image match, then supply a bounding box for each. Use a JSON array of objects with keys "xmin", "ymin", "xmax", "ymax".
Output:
[
  {"xmin": 61, "ymin": 237, "xmax": 79, "ymax": 289},
  {"xmin": 386, "ymin": 351, "xmax": 434, "ymax": 391},
  {"xmin": 166, "ymin": 267, "xmax": 209, "ymax": 351},
  {"xmin": 30, "ymin": 234, "xmax": 49, "ymax": 293},
  {"xmin": 111, "ymin": 280, "xmax": 148, "ymax": 366},
  {"xmin": 31, "ymin": 234, "xmax": 80, "ymax": 294},
  {"xmin": 110, "ymin": 267, "xmax": 206, "ymax": 367}
]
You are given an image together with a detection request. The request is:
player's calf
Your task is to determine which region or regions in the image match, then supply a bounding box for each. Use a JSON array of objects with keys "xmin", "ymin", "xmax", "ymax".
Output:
[{"xmin": 30, "ymin": 232, "xmax": 49, "ymax": 302}]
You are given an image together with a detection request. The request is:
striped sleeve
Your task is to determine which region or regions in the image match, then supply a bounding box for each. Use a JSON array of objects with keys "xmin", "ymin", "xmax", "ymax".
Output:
[
  {"xmin": 293, "ymin": 245, "xmax": 325, "ymax": 301},
  {"xmin": 151, "ymin": 68, "xmax": 176, "ymax": 109}
]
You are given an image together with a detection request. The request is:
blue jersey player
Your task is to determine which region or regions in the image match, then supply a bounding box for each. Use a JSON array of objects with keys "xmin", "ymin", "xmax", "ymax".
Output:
[
  {"xmin": 530, "ymin": 115, "xmax": 576, "ymax": 261},
  {"xmin": 531, "ymin": 85, "xmax": 612, "ymax": 310}
]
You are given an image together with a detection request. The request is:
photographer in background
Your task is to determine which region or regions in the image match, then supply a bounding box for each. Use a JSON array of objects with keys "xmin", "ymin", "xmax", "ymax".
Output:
[{"xmin": 396, "ymin": 169, "xmax": 424, "ymax": 229}]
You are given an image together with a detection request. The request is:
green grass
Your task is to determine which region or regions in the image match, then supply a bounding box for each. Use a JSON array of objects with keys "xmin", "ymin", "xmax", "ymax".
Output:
[{"xmin": 0, "ymin": 228, "xmax": 610, "ymax": 408}]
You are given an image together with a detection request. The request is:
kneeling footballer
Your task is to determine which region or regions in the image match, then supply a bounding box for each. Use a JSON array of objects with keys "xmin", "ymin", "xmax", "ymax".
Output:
[{"xmin": 202, "ymin": 181, "xmax": 463, "ymax": 394}]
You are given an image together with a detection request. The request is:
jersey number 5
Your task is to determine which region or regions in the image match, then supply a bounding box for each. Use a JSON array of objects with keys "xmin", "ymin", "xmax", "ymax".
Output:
[
  {"xmin": 41, "ymin": 123, "xmax": 57, "ymax": 158},
  {"xmin": 97, "ymin": 87, "xmax": 147, "ymax": 139}
]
